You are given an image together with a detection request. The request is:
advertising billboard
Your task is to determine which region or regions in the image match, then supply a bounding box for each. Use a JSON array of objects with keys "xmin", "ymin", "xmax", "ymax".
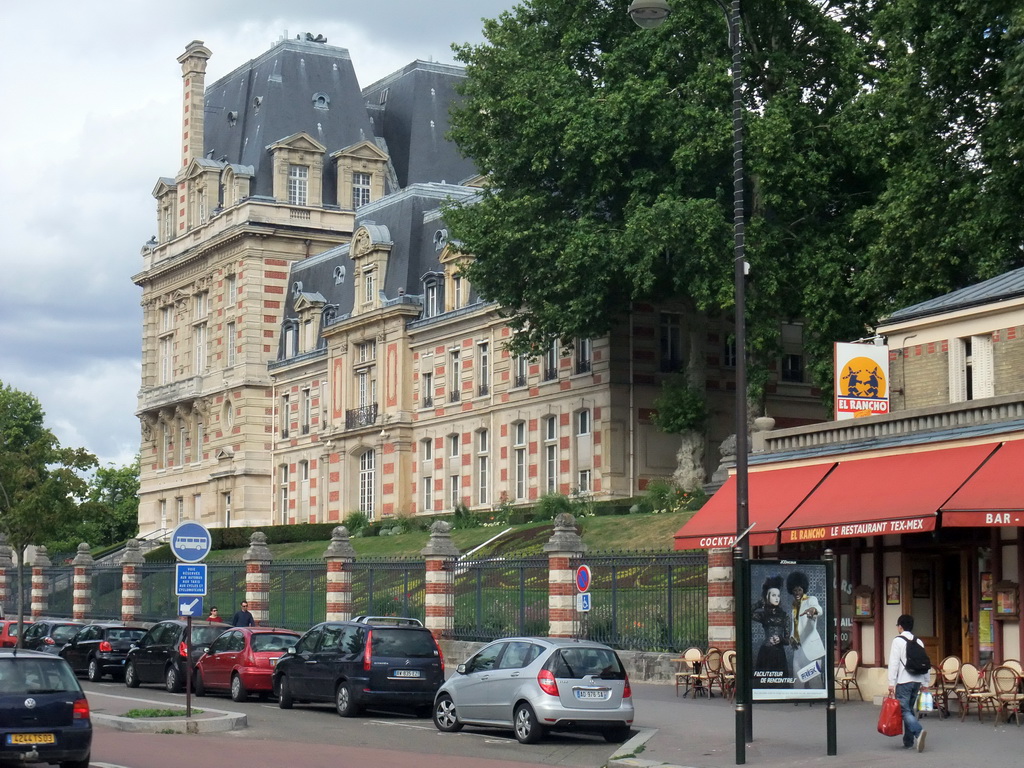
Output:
[{"xmin": 834, "ymin": 342, "xmax": 889, "ymax": 420}]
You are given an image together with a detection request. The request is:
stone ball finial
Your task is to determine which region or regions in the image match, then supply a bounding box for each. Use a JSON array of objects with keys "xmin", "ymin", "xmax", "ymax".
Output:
[
  {"xmin": 421, "ymin": 519, "xmax": 459, "ymax": 558},
  {"xmin": 245, "ymin": 531, "xmax": 273, "ymax": 563},
  {"xmin": 543, "ymin": 513, "xmax": 587, "ymax": 554},
  {"xmin": 72, "ymin": 543, "xmax": 94, "ymax": 567},
  {"xmin": 120, "ymin": 538, "xmax": 145, "ymax": 566},
  {"xmin": 31, "ymin": 545, "xmax": 52, "ymax": 568},
  {"xmin": 324, "ymin": 526, "xmax": 357, "ymax": 559}
]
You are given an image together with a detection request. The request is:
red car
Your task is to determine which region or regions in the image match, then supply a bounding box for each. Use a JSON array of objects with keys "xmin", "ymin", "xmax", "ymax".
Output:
[
  {"xmin": 0, "ymin": 620, "xmax": 21, "ymax": 648},
  {"xmin": 194, "ymin": 626, "xmax": 299, "ymax": 701}
]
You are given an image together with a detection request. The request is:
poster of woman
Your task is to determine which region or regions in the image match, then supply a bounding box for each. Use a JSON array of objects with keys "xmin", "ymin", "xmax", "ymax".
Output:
[{"xmin": 748, "ymin": 560, "xmax": 831, "ymax": 702}]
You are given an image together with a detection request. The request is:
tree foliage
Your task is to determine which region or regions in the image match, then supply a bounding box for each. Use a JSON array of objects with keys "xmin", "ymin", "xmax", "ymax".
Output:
[
  {"xmin": 0, "ymin": 381, "xmax": 97, "ymax": 630},
  {"xmin": 445, "ymin": 0, "xmax": 1024, "ymax": 402},
  {"xmin": 43, "ymin": 459, "xmax": 140, "ymax": 553}
]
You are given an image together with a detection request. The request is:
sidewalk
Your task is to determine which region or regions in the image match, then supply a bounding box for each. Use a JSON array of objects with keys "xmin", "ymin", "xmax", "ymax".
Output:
[
  {"xmin": 611, "ymin": 682, "xmax": 1021, "ymax": 768},
  {"xmin": 86, "ymin": 690, "xmax": 246, "ymax": 733}
]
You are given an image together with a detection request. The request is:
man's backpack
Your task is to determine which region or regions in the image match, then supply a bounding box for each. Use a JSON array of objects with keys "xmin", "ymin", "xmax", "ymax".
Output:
[{"xmin": 901, "ymin": 635, "xmax": 932, "ymax": 675}]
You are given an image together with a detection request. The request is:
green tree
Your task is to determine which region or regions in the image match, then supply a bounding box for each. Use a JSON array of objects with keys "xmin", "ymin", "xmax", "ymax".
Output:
[
  {"xmin": 43, "ymin": 459, "xmax": 140, "ymax": 553},
  {"xmin": 445, "ymin": 0, "xmax": 1024, "ymax": 407},
  {"xmin": 0, "ymin": 381, "xmax": 97, "ymax": 638}
]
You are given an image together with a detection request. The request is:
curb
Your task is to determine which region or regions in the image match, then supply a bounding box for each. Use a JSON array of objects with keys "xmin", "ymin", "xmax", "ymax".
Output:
[
  {"xmin": 88, "ymin": 691, "xmax": 247, "ymax": 734},
  {"xmin": 607, "ymin": 728, "xmax": 694, "ymax": 768}
]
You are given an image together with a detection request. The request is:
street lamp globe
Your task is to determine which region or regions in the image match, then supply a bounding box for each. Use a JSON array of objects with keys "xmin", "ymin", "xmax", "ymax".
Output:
[{"xmin": 627, "ymin": 0, "xmax": 672, "ymax": 29}]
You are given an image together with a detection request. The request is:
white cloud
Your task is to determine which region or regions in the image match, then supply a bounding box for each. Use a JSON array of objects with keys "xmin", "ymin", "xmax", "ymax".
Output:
[{"xmin": 0, "ymin": 0, "xmax": 516, "ymax": 467}]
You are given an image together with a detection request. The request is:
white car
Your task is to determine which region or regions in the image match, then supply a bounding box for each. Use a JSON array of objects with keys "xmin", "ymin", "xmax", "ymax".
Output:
[{"xmin": 432, "ymin": 637, "xmax": 634, "ymax": 744}]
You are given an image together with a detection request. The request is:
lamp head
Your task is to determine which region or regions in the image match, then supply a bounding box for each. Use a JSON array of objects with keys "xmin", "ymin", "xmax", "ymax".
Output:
[{"xmin": 628, "ymin": 0, "xmax": 672, "ymax": 29}]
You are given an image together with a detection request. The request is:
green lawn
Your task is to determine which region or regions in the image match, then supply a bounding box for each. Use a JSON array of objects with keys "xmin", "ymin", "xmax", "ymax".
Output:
[{"xmin": 202, "ymin": 510, "xmax": 695, "ymax": 562}]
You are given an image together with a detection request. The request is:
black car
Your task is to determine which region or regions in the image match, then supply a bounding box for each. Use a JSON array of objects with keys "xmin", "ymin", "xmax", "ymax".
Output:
[
  {"xmin": 124, "ymin": 619, "xmax": 226, "ymax": 693},
  {"xmin": 60, "ymin": 623, "xmax": 149, "ymax": 681},
  {"xmin": 21, "ymin": 620, "xmax": 85, "ymax": 654},
  {"xmin": 273, "ymin": 616, "xmax": 444, "ymax": 717},
  {"xmin": 0, "ymin": 649, "xmax": 92, "ymax": 768}
]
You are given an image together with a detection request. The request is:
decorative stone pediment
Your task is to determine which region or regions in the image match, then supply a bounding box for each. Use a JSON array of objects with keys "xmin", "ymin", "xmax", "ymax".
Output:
[
  {"xmin": 332, "ymin": 141, "xmax": 389, "ymax": 210},
  {"xmin": 266, "ymin": 132, "xmax": 328, "ymax": 155}
]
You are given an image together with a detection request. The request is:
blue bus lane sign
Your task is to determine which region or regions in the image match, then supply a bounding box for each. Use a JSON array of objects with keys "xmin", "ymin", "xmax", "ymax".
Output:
[
  {"xmin": 170, "ymin": 521, "xmax": 213, "ymax": 563},
  {"xmin": 175, "ymin": 563, "xmax": 207, "ymax": 596}
]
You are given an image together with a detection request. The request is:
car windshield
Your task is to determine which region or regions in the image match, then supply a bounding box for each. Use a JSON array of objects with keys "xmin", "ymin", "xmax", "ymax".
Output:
[
  {"xmin": 0, "ymin": 658, "xmax": 81, "ymax": 695},
  {"xmin": 251, "ymin": 633, "xmax": 297, "ymax": 652},
  {"xmin": 192, "ymin": 626, "xmax": 226, "ymax": 645},
  {"xmin": 549, "ymin": 647, "xmax": 626, "ymax": 680},
  {"xmin": 51, "ymin": 626, "xmax": 81, "ymax": 643},
  {"xmin": 370, "ymin": 629, "xmax": 437, "ymax": 658}
]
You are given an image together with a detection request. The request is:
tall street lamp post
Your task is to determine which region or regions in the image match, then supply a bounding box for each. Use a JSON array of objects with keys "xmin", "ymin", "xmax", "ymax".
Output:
[{"xmin": 628, "ymin": 1, "xmax": 751, "ymax": 762}]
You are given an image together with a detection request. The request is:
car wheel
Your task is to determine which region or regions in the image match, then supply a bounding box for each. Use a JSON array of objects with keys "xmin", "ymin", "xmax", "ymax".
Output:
[
  {"xmin": 603, "ymin": 726, "xmax": 632, "ymax": 743},
  {"xmin": 124, "ymin": 661, "xmax": 140, "ymax": 688},
  {"xmin": 277, "ymin": 676, "xmax": 293, "ymax": 709},
  {"xmin": 335, "ymin": 681, "xmax": 361, "ymax": 717},
  {"xmin": 59, "ymin": 754, "xmax": 90, "ymax": 768},
  {"xmin": 165, "ymin": 664, "xmax": 183, "ymax": 693},
  {"xmin": 87, "ymin": 658, "xmax": 103, "ymax": 683},
  {"xmin": 231, "ymin": 673, "xmax": 248, "ymax": 702},
  {"xmin": 433, "ymin": 694, "xmax": 463, "ymax": 732},
  {"xmin": 193, "ymin": 670, "xmax": 206, "ymax": 697},
  {"xmin": 514, "ymin": 703, "xmax": 545, "ymax": 744}
]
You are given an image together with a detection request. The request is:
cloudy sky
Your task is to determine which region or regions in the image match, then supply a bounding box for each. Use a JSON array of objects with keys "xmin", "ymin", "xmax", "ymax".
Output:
[{"xmin": 0, "ymin": 0, "xmax": 519, "ymax": 468}]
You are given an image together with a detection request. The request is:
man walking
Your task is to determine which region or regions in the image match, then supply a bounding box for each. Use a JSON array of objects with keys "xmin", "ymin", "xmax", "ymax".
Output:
[
  {"xmin": 887, "ymin": 614, "xmax": 930, "ymax": 751},
  {"xmin": 231, "ymin": 600, "xmax": 255, "ymax": 627}
]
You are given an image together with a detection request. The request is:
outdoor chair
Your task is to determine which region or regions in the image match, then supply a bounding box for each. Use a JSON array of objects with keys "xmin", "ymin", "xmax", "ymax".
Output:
[
  {"xmin": 992, "ymin": 665, "xmax": 1024, "ymax": 726},
  {"xmin": 721, "ymin": 649, "xmax": 737, "ymax": 701},
  {"xmin": 958, "ymin": 662, "xmax": 998, "ymax": 722},
  {"xmin": 695, "ymin": 648, "xmax": 723, "ymax": 697},
  {"xmin": 674, "ymin": 647, "xmax": 704, "ymax": 698},
  {"xmin": 1001, "ymin": 659, "xmax": 1023, "ymax": 676},
  {"xmin": 935, "ymin": 655, "xmax": 962, "ymax": 716},
  {"xmin": 834, "ymin": 650, "xmax": 862, "ymax": 701}
]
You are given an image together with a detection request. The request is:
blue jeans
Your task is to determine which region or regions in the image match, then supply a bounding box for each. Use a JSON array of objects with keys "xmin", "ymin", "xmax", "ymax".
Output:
[{"xmin": 895, "ymin": 682, "xmax": 922, "ymax": 747}]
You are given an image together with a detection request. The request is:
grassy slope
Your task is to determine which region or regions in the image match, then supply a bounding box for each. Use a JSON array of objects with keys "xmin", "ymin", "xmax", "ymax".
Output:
[{"xmin": 203, "ymin": 510, "xmax": 696, "ymax": 562}]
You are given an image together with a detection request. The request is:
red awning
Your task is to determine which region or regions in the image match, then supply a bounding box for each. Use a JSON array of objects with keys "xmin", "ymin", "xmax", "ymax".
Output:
[
  {"xmin": 941, "ymin": 440, "xmax": 1024, "ymax": 527},
  {"xmin": 779, "ymin": 443, "xmax": 999, "ymax": 543},
  {"xmin": 674, "ymin": 463, "xmax": 835, "ymax": 550}
]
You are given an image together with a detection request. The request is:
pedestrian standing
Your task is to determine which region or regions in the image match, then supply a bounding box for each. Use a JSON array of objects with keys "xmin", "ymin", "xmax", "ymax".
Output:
[
  {"xmin": 887, "ymin": 614, "xmax": 930, "ymax": 751},
  {"xmin": 231, "ymin": 600, "xmax": 255, "ymax": 627}
]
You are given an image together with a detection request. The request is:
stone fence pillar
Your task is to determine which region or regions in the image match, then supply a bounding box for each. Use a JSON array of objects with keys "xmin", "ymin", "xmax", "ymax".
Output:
[
  {"xmin": 244, "ymin": 532, "xmax": 272, "ymax": 625},
  {"xmin": 708, "ymin": 547, "xmax": 736, "ymax": 650},
  {"xmin": 323, "ymin": 526, "xmax": 356, "ymax": 622},
  {"xmin": 421, "ymin": 520, "xmax": 459, "ymax": 639},
  {"xmin": 31, "ymin": 546, "xmax": 52, "ymax": 618},
  {"xmin": 120, "ymin": 539, "xmax": 145, "ymax": 622},
  {"xmin": 0, "ymin": 535, "xmax": 12, "ymax": 613},
  {"xmin": 544, "ymin": 513, "xmax": 587, "ymax": 638},
  {"xmin": 72, "ymin": 543, "xmax": 94, "ymax": 620}
]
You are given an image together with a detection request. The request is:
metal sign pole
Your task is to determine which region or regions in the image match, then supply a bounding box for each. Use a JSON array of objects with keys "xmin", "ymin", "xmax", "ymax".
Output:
[
  {"xmin": 824, "ymin": 549, "xmax": 837, "ymax": 756},
  {"xmin": 185, "ymin": 614, "xmax": 192, "ymax": 718}
]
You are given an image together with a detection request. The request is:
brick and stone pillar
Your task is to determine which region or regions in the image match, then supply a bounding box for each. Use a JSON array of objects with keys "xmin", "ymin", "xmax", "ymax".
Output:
[
  {"xmin": 421, "ymin": 520, "xmax": 459, "ymax": 639},
  {"xmin": 708, "ymin": 547, "xmax": 736, "ymax": 650},
  {"xmin": 0, "ymin": 535, "xmax": 12, "ymax": 613},
  {"xmin": 324, "ymin": 526, "xmax": 357, "ymax": 622},
  {"xmin": 544, "ymin": 513, "xmax": 587, "ymax": 638},
  {"xmin": 30, "ymin": 546, "xmax": 52, "ymax": 618},
  {"xmin": 244, "ymin": 532, "xmax": 272, "ymax": 625},
  {"xmin": 120, "ymin": 539, "xmax": 145, "ymax": 622},
  {"xmin": 72, "ymin": 544, "xmax": 94, "ymax": 620}
]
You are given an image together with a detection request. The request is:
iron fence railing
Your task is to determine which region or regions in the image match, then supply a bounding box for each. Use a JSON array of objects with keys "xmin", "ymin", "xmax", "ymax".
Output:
[
  {"xmin": 350, "ymin": 559, "xmax": 426, "ymax": 623},
  {"xmin": 571, "ymin": 551, "xmax": 708, "ymax": 653},
  {"xmin": 450, "ymin": 556, "xmax": 549, "ymax": 642}
]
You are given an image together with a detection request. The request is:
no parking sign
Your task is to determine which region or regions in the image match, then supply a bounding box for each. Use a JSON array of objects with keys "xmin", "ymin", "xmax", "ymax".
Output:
[{"xmin": 576, "ymin": 565, "xmax": 592, "ymax": 612}]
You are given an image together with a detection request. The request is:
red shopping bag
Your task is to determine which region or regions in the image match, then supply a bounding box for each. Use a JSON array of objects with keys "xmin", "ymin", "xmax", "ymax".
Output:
[{"xmin": 877, "ymin": 696, "xmax": 903, "ymax": 737}]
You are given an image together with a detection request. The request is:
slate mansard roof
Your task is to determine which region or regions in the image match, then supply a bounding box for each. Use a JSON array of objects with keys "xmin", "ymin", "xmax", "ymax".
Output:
[
  {"xmin": 201, "ymin": 38, "xmax": 475, "ymax": 205},
  {"xmin": 882, "ymin": 266, "xmax": 1024, "ymax": 324},
  {"xmin": 275, "ymin": 183, "xmax": 480, "ymax": 360}
]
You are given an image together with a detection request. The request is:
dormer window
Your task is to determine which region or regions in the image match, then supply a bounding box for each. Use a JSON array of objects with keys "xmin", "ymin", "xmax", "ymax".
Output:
[
  {"xmin": 422, "ymin": 273, "xmax": 444, "ymax": 318},
  {"xmin": 288, "ymin": 165, "xmax": 308, "ymax": 206},
  {"xmin": 353, "ymin": 172, "xmax": 371, "ymax": 208},
  {"xmin": 363, "ymin": 269, "xmax": 376, "ymax": 306}
]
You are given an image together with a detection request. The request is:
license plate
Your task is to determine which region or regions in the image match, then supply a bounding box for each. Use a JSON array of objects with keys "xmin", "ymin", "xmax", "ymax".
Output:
[
  {"xmin": 7, "ymin": 733, "xmax": 56, "ymax": 745},
  {"xmin": 393, "ymin": 669, "xmax": 421, "ymax": 678},
  {"xmin": 574, "ymin": 689, "xmax": 609, "ymax": 700}
]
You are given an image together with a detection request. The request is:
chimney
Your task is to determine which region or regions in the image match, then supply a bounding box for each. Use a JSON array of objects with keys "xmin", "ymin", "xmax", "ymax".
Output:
[{"xmin": 177, "ymin": 40, "xmax": 212, "ymax": 169}]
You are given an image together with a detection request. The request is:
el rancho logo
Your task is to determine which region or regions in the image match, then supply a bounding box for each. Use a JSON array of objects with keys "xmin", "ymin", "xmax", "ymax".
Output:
[{"xmin": 836, "ymin": 355, "xmax": 889, "ymax": 417}]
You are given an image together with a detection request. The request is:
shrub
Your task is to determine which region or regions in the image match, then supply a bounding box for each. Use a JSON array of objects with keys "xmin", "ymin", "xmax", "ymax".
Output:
[
  {"xmin": 532, "ymin": 493, "xmax": 574, "ymax": 522},
  {"xmin": 650, "ymin": 374, "xmax": 708, "ymax": 434}
]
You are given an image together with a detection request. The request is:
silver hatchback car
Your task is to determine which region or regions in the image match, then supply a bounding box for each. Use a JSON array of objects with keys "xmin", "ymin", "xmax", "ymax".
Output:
[{"xmin": 432, "ymin": 637, "xmax": 634, "ymax": 744}]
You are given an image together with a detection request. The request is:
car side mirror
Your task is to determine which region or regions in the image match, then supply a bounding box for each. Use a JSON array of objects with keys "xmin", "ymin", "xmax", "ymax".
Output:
[
  {"xmin": 457, "ymin": 663, "xmax": 468, "ymax": 675},
  {"xmin": 286, "ymin": 646, "xmax": 297, "ymax": 655},
  {"xmin": 206, "ymin": 647, "xmax": 216, "ymax": 655}
]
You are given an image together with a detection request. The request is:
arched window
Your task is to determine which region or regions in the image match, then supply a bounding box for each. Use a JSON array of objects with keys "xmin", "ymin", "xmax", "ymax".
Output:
[{"xmin": 359, "ymin": 451, "xmax": 375, "ymax": 515}]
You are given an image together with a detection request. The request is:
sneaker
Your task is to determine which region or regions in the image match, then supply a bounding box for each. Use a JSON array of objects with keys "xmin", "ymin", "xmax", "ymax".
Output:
[{"xmin": 915, "ymin": 730, "xmax": 927, "ymax": 753}]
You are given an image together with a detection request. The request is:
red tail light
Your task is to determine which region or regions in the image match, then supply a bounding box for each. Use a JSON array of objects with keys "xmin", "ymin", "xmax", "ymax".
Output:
[
  {"xmin": 243, "ymin": 648, "xmax": 255, "ymax": 667},
  {"xmin": 537, "ymin": 668, "xmax": 559, "ymax": 696},
  {"xmin": 623, "ymin": 675, "xmax": 632, "ymax": 699},
  {"xmin": 433, "ymin": 638, "xmax": 445, "ymax": 675},
  {"xmin": 98, "ymin": 641, "xmax": 112, "ymax": 652},
  {"xmin": 44, "ymin": 637, "xmax": 55, "ymax": 645},
  {"xmin": 73, "ymin": 698, "xmax": 90, "ymax": 720},
  {"xmin": 178, "ymin": 641, "xmax": 188, "ymax": 658},
  {"xmin": 363, "ymin": 630, "xmax": 373, "ymax": 671}
]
